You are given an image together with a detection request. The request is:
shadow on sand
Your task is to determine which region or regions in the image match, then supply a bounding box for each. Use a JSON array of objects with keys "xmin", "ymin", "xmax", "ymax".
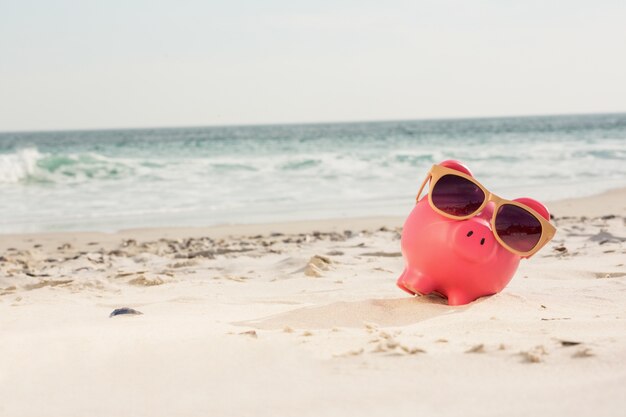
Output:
[{"xmin": 238, "ymin": 295, "xmax": 467, "ymax": 330}]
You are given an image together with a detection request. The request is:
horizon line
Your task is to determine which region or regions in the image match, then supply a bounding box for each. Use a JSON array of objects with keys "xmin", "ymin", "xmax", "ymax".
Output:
[{"xmin": 1, "ymin": 110, "xmax": 625, "ymax": 135}]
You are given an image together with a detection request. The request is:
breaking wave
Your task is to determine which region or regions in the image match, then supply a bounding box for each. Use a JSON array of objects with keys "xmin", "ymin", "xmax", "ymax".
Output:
[
  {"xmin": 0, "ymin": 148, "xmax": 41, "ymax": 183},
  {"xmin": 0, "ymin": 148, "xmax": 142, "ymax": 184}
]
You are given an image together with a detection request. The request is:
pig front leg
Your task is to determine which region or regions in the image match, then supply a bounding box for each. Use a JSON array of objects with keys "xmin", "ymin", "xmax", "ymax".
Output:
[{"xmin": 445, "ymin": 290, "xmax": 478, "ymax": 306}]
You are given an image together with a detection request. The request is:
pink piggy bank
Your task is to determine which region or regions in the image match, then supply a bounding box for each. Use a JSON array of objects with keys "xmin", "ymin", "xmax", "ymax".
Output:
[{"xmin": 397, "ymin": 160, "xmax": 553, "ymax": 306}]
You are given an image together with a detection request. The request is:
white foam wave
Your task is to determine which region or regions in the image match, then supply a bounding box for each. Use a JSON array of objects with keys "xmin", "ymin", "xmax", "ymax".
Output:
[{"xmin": 0, "ymin": 148, "xmax": 43, "ymax": 183}]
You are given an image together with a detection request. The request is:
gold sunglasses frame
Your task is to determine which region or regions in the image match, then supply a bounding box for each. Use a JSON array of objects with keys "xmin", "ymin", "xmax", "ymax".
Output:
[{"xmin": 416, "ymin": 164, "xmax": 557, "ymax": 258}]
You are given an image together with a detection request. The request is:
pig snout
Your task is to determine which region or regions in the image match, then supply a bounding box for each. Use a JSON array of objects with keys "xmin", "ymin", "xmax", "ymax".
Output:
[{"xmin": 452, "ymin": 217, "xmax": 497, "ymax": 263}]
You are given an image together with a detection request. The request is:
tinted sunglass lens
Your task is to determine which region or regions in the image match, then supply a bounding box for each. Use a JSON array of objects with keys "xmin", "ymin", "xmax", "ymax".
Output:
[
  {"xmin": 495, "ymin": 204, "xmax": 542, "ymax": 253},
  {"xmin": 431, "ymin": 174, "xmax": 485, "ymax": 217}
]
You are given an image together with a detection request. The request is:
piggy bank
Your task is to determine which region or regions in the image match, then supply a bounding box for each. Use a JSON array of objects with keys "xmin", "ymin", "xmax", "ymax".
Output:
[{"xmin": 397, "ymin": 160, "xmax": 552, "ymax": 306}]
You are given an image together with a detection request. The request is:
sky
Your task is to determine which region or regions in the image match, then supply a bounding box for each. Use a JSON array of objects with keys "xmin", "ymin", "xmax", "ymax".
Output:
[{"xmin": 1, "ymin": 0, "xmax": 625, "ymax": 132}]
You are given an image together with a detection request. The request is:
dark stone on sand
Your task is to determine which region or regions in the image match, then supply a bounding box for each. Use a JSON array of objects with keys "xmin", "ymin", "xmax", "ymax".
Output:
[
  {"xmin": 110, "ymin": 307, "xmax": 143, "ymax": 318},
  {"xmin": 560, "ymin": 340, "xmax": 582, "ymax": 347},
  {"xmin": 24, "ymin": 271, "xmax": 51, "ymax": 277}
]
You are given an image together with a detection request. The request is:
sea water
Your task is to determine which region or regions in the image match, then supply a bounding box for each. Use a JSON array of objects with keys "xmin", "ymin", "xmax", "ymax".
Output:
[{"xmin": 1, "ymin": 114, "xmax": 625, "ymax": 233}]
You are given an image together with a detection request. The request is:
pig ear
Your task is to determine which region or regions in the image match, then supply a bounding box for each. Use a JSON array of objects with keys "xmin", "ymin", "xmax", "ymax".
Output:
[
  {"xmin": 513, "ymin": 198, "xmax": 550, "ymax": 221},
  {"xmin": 438, "ymin": 160, "xmax": 473, "ymax": 177}
]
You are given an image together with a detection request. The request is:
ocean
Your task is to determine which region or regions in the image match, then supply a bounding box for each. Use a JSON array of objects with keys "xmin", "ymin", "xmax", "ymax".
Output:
[{"xmin": 1, "ymin": 113, "xmax": 625, "ymax": 234}]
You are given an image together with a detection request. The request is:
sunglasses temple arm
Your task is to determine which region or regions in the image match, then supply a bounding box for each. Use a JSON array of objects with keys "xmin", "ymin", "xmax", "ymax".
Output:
[{"xmin": 415, "ymin": 174, "xmax": 430, "ymax": 203}]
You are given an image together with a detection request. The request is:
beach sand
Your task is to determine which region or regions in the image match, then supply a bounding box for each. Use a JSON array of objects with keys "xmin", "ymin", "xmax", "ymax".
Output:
[{"xmin": 1, "ymin": 189, "xmax": 625, "ymax": 417}]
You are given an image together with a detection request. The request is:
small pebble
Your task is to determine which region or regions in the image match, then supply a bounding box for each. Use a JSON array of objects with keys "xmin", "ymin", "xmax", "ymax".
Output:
[{"xmin": 109, "ymin": 307, "xmax": 143, "ymax": 318}]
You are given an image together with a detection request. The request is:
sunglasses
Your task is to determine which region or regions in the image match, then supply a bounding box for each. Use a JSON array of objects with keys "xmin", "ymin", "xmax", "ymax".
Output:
[{"xmin": 416, "ymin": 164, "xmax": 556, "ymax": 258}]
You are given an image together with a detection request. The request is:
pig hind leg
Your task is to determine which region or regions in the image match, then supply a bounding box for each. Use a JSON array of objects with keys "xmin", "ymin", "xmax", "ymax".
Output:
[
  {"xmin": 396, "ymin": 268, "xmax": 416, "ymax": 295},
  {"xmin": 397, "ymin": 268, "xmax": 436, "ymax": 296}
]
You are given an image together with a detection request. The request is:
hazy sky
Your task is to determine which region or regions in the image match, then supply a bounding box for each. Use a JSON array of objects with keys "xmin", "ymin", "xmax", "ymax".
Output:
[{"xmin": 1, "ymin": 0, "xmax": 625, "ymax": 131}]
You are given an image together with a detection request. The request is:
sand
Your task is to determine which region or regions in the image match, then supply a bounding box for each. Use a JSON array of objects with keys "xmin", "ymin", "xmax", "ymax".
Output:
[{"xmin": 0, "ymin": 189, "xmax": 625, "ymax": 417}]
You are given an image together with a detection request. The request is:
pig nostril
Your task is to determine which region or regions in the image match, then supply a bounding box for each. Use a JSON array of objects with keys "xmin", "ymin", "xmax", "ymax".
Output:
[
  {"xmin": 480, "ymin": 238, "xmax": 485, "ymax": 245},
  {"xmin": 466, "ymin": 231, "xmax": 474, "ymax": 237}
]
